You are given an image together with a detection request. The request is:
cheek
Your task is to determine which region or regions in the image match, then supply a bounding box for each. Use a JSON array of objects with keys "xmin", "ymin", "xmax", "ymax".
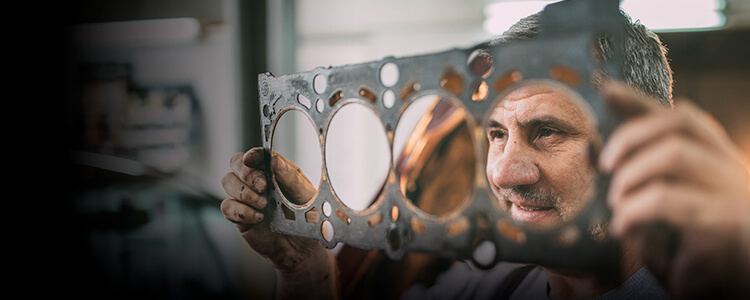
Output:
[
  {"xmin": 539, "ymin": 145, "xmax": 594, "ymax": 194},
  {"xmin": 485, "ymin": 152, "xmax": 497, "ymax": 181}
]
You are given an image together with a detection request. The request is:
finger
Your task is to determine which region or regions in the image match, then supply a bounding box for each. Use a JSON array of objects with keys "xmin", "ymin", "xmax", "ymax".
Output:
[
  {"xmin": 242, "ymin": 147, "xmax": 267, "ymax": 169},
  {"xmin": 607, "ymin": 135, "xmax": 726, "ymax": 208},
  {"xmin": 610, "ymin": 180, "xmax": 703, "ymax": 237},
  {"xmin": 222, "ymin": 172, "xmax": 268, "ymax": 210},
  {"xmin": 221, "ymin": 198, "xmax": 265, "ymax": 227},
  {"xmin": 271, "ymin": 154, "xmax": 317, "ymax": 205},
  {"xmin": 230, "ymin": 152, "xmax": 268, "ymax": 193},
  {"xmin": 600, "ymin": 101, "xmax": 736, "ymax": 174}
]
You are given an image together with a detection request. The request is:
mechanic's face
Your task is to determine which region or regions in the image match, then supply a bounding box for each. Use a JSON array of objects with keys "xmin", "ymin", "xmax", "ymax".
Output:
[{"xmin": 486, "ymin": 84, "xmax": 598, "ymax": 229}]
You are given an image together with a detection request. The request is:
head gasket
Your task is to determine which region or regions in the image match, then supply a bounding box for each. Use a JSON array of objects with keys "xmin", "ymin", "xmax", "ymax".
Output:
[{"xmin": 257, "ymin": 0, "xmax": 627, "ymax": 273}]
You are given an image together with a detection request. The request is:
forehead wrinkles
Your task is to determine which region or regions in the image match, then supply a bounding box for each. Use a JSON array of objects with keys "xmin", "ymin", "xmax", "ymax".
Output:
[
  {"xmin": 490, "ymin": 90, "xmax": 558, "ymax": 124},
  {"xmin": 490, "ymin": 86, "xmax": 594, "ymax": 129}
]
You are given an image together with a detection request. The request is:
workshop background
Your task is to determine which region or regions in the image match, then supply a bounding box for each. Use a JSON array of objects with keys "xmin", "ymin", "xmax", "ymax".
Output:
[{"xmin": 61, "ymin": 0, "xmax": 750, "ymax": 299}]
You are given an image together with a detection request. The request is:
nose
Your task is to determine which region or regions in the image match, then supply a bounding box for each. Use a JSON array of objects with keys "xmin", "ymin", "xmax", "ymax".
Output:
[{"xmin": 488, "ymin": 141, "xmax": 540, "ymax": 189}]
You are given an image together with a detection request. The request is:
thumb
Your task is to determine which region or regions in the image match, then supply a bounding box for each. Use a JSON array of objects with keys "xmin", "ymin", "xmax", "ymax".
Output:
[{"xmin": 271, "ymin": 153, "xmax": 317, "ymax": 205}]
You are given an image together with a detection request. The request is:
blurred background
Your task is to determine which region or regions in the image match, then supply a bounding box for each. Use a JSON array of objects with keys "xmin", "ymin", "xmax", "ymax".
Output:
[{"xmin": 61, "ymin": 0, "xmax": 749, "ymax": 299}]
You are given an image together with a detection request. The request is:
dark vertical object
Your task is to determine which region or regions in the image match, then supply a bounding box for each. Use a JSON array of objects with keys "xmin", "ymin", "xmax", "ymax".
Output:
[
  {"xmin": 278, "ymin": 0, "xmax": 297, "ymax": 76},
  {"xmin": 237, "ymin": 0, "xmax": 268, "ymax": 150}
]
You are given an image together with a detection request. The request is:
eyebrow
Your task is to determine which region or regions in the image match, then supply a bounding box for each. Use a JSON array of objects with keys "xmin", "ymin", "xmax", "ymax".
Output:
[
  {"xmin": 486, "ymin": 116, "xmax": 582, "ymax": 134},
  {"xmin": 486, "ymin": 119, "xmax": 505, "ymax": 129}
]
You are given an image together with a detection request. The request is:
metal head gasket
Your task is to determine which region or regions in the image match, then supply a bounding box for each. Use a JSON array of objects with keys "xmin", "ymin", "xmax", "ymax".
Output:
[{"xmin": 257, "ymin": 0, "xmax": 627, "ymax": 273}]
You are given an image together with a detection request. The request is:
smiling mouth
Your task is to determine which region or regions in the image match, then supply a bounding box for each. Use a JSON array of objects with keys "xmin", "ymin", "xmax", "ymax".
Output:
[
  {"xmin": 506, "ymin": 198, "xmax": 556, "ymax": 211},
  {"xmin": 514, "ymin": 204, "xmax": 554, "ymax": 212},
  {"xmin": 506, "ymin": 199, "xmax": 559, "ymax": 224}
]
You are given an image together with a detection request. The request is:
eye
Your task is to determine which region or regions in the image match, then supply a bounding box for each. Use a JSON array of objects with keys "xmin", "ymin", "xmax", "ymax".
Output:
[
  {"xmin": 488, "ymin": 129, "xmax": 506, "ymax": 141},
  {"xmin": 538, "ymin": 127, "xmax": 561, "ymax": 138}
]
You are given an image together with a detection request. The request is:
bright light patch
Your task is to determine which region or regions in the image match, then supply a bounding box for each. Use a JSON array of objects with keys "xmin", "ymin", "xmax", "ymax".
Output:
[
  {"xmin": 621, "ymin": 0, "xmax": 725, "ymax": 32},
  {"xmin": 483, "ymin": 0, "xmax": 726, "ymax": 36},
  {"xmin": 483, "ymin": 1, "xmax": 557, "ymax": 36}
]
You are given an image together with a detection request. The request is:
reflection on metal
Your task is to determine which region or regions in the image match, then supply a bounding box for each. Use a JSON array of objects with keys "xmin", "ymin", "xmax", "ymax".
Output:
[
  {"xmin": 395, "ymin": 98, "xmax": 473, "ymax": 217},
  {"xmin": 257, "ymin": 0, "xmax": 626, "ymax": 273}
]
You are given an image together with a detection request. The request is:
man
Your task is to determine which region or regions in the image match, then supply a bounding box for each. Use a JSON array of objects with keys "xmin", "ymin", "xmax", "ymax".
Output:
[
  {"xmin": 485, "ymin": 83, "xmax": 599, "ymax": 231},
  {"xmin": 221, "ymin": 12, "xmax": 750, "ymax": 300}
]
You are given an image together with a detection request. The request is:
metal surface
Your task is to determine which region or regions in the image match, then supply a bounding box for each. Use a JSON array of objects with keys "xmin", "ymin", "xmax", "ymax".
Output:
[{"xmin": 257, "ymin": 0, "xmax": 626, "ymax": 273}]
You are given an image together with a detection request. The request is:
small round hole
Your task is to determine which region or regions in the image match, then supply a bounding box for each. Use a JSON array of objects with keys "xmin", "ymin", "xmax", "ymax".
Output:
[
  {"xmin": 322, "ymin": 220, "xmax": 334, "ymax": 242},
  {"xmin": 316, "ymin": 98, "xmax": 324, "ymax": 113},
  {"xmin": 391, "ymin": 206, "xmax": 399, "ymax": 221},
  {"xmin": 313, "ymin": 74, "xmax": 327, "ymax": 94},
  {"xmin": 383, "ymin": 90, "xmax": 396, "ymax": 108},
  {"xmin": 380, "ymin": 62, "xmax": 399, "ymax": 87},
  {"xmin": 467, "ymin": 49, "xmax": 494, "ymax": 78},
  {"xmin": 387, "ymin": 227, "xmax": 401, "ymax": 251},
  {"xmin": 323, "ymin": 201, "xmax": 332, "ymax": 217},
  {"xmin": 472, "ymin": 240, "xmax": 496, "ymax": 267}
]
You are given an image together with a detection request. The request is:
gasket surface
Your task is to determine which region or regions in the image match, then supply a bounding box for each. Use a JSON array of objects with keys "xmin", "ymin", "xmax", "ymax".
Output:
[{"xmin": 257, "ymin": 0, "xmax": 626, "ymax": 272}]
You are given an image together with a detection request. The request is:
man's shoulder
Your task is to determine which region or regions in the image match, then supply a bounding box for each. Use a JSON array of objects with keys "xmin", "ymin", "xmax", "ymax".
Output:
[
  {"xmin": 401, "ymin": 262, "xmax": 540, "ymax": 300},
  {"xmin": 591, "ymin": 267, "xmax": 670, "ymax": 300}
]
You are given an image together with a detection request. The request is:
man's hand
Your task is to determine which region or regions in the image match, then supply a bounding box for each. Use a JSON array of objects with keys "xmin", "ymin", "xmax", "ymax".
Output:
[
  {"xmin": 221, "ymin": 147, "xmax": 339, "ymax": 299},
  {"xmin": 600, "ymin": 82, "xmax": 750, "ymax": 299}
]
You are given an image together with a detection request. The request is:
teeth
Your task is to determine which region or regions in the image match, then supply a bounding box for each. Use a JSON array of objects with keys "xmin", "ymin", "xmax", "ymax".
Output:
[{"xmin": 517, "ymin": 205, "xmax": 549, "ymax": 212}]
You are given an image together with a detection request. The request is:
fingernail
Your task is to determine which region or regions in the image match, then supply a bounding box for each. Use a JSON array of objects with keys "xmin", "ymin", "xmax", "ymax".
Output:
[
  {"xmin": 255, "ymin": 212, "xmax": 264, "ymax": 222},
  {"xmin": 254, "ymin": 176, "xmax": 267, "ymax": 192},
  {"xmin": 257, "ymin": 196, "xmax": 267, "ymax": 209}
]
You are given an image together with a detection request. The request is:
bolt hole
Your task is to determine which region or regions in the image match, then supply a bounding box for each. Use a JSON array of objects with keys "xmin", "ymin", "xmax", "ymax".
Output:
[
  {"xmin": 313, "ymin": 74, "xmax": 327, "ymax": 94},
  {"xmin": 472, "ymin": 240, "xmax": 496, "ymax": 268},
  {"xmin": 467, "ymin": 49, "xmax": 494, "ymax": 78},
  {"xmin": 322, "ymin": 220, "xmax": 334, "ymax": 242},
  {"xmin": 322, "ymin": 201, "xmax": 332, "ymax": 217},
  {"xmin": 316, "ymin": 98, "xmax": 324, "ymax": 113},
  {"xmin": 383, "ymin": 90, "xmax": 396, "ymax": 108},
  {"xmin": 380, "ymin": 62, "xmax": 399, "ymax": 87}
]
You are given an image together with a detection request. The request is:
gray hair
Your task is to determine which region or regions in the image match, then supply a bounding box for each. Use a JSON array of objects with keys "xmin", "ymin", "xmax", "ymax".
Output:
[{"xmin": 489, "ymin": 11, "xmax": 674, "ymax": 107}]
